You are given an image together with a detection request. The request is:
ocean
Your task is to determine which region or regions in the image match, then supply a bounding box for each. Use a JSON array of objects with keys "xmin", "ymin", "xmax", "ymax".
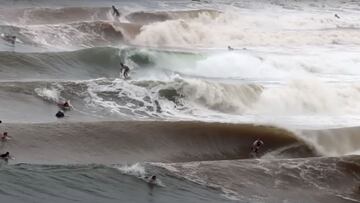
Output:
[{"xmin": 0, "ymin": 0, "xmax": 359, "ymax": 202}]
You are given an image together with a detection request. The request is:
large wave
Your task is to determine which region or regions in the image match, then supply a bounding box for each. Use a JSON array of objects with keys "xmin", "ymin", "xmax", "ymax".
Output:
[
  {"xmin": 1, "ymin": 121, "xmax": 315, "ymax": 164},
  {"xmin": 2, "ymin": 78, "xmax": 360, "ymax": 123},
  {"xmin": 133, "ymin": 8, "xmax": 360, "ymax": 47}
]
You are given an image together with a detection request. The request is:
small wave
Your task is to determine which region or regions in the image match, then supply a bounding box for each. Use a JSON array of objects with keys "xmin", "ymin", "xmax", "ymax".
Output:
[
  {"xmin": 19, "ymin": 21, "xmax": 123, "ymax": 49},
  {"xmin": 116, "ymin": 163, "xmax": 165, "ymax": 186},
  {"xmin": 0, "ymin": 7, "xmax": 112, "ymax": 25},
  {"xmin": 0, "ymin": 21, "xmax": 125, "ymax": 50},
  {"xmin": 0, "ymin": 47, "xmax": 122, "ymax": 80},
  {"xmin": 158, "ymin": 155, "xmax": 360, "ymax": 202},
  {"xmin": 0, "ymin": 162, "xmax": 229, "ymax": 203}
]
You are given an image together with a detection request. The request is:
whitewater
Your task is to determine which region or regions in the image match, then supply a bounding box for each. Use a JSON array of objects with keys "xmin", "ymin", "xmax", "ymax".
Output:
[{"xmin": 0, "ymin": 0, "xmax": 359, "ymax": 202}]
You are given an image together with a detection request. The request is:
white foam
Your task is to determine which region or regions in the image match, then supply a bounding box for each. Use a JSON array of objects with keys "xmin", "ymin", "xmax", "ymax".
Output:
[
  {"xmin": 34, "ymin": 87, "xmax": 61, "ymax": 103},
  {"xmin": 117, "ymin": 162, "xmax": 146, "ymax": 177},
  {"xmin": 138, "ymin": 48, "xmax": 360, "ymax": 81},
  {"xmin": 299, "ymin": 130, "xmax": 360, "ymax": 157},
  {"xmin": 249, "ymin": 78, "xmax": 360, "ymax": 115},
  {"xmin": 133, "ymin": 7, "xmax": 360, "ymax": 47},
  {"xmin": 116, "ymin": 163, "xmax": 165, "ymax": 186}
]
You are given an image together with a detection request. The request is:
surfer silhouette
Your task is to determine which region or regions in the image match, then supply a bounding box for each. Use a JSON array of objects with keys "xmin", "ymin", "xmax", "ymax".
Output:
[
  {"xmin": 58, "ymin": 100, "xmax": 72, "ymax": 111},
  {"xmin": 1, "ymin": 132, "xmax": 10, "ymax": 142},
  {"xmin": 112, "ymin": 5, "xmax": 120, "ymax": 17},
  {"xmin": 120, "ymin": 62, "xmax": 130, "ymax": 79},
  {"xmin": 251, "ymin": 138, "xmax": 264, "ymax": 156},
  {"xmin": 0, "ymin": 152, "xmax": 11, "ymax": 162},
  {"xmin": 148, "ymin": 175, "xmax": 157, "ymax": 184}
]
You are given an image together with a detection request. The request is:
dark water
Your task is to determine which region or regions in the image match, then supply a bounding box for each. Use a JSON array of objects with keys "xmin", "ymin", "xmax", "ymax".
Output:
[
  {"xmin": 0, "ymin": 156, "xmax": 359, "ymax": 203},
  {"xmin": 0, "ymin": 163, "xmax": 231, "ymax": 203}
]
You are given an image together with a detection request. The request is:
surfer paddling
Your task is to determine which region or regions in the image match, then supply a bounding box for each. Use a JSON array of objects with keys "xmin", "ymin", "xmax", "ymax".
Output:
[
  {"xmin": 55, "ymin": 110, "xmax": 65, "ymax": 118},
  {"xmin": 58, "ymin": 100, "xmax": 72, "ymax": 111},
  {"xmin": 0, "ymin": 152, "xmax": 11, "ymax": 162},
  {"xmin": 1, "ymin": 34, "xmax": 16, "ymax": 45},
  {"xmin": 1, "ymin": 132, "xmax": 10, "ymax": 142},
  {"xmin": 148, "ymin": 175, "xmax": 157, "ymax": 184}
]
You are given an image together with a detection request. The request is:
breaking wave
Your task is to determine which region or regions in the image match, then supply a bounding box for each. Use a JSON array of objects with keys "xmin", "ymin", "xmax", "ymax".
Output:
[{"xmin": 2, "ymin": 121, "xmax": 316, "ymax": 164}]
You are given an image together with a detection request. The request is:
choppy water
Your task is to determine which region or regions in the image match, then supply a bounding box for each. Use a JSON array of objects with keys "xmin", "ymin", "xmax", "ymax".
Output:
[{"xmin": 0, "ymin": 0, "xmax": 360, "ymax": 202}]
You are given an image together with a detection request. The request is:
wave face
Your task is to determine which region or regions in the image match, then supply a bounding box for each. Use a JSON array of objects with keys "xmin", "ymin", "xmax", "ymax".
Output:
[
  {"xmin": 2, "ymin": 47, "xmax": 360, "ymax": 125},
  {"xmin": 0, "ymin": 163, "xmax": 232, "ymax": 203},
  {"xmin": 157, "ymin": 155, "xmax": 360, "ymax": 203},
  {"xmin": 1, "ymin": 121, "xmax": 316, "ymax": 164},
  {"xmin": 1, "ymin": 0, "xmax": 360, "ymax": 203}
]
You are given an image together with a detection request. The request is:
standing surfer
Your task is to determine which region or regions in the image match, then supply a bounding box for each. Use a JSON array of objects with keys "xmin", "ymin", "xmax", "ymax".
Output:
[
  {"xmin": 112, "ymin": 5, "xmax": 120, "ymax": 17},
  {"xmin": 251, "ymin": 138, "xmax": 264, "ymax": 157},
  {"xmin": 120, "ymin": 62, "xmax": 130, "ymax": 79}
]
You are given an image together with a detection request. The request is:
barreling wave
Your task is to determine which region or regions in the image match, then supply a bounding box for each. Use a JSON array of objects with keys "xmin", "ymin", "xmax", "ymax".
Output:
[{"xmin": 1, "ymin": 121, "xmax": 316, "ymax": 164}]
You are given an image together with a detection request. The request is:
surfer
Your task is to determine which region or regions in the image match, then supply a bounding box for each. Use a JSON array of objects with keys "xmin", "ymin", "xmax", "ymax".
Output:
[
  {"xmin": 154, "ymin": 100, "xmax": 162, "ymax": 113},
  {"xmin": 228, "ymin": 46, "xmax": 234, "ymax": 51},
  {"xmin": 0, "ymin": 152, "xmax": 11, "ymax": 162},
  {"xmin": 120, "ymin": 62, "xmax": 130, "ymax": 79},
  {"xmin": 148, "ymin": 175, "xmax": 157, "ymax": 184},
  {"xmin": 334, "ymin": 14, "xmax": 340, "ymax": 19},
  {"xmin": 1, "ymin": 132, "xmax": 9, "ymax": 142},
  {"xmin": 251, "ymin": 138, "xmax": 264, "ymax": 155},
  {"xmin": 112, "ymin": 5, "xmax": 120, "ymax": 17},
  {"xmin": 58, "ymin": 100, "xmax": 72, "ymax": 111},
  {"xmin": 55, "ymin": 110, "xmax": 65, "ymax": 118},
  {"xmin": 1, "ymin": 34, "xmax": 16, "ymax": 45}
]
